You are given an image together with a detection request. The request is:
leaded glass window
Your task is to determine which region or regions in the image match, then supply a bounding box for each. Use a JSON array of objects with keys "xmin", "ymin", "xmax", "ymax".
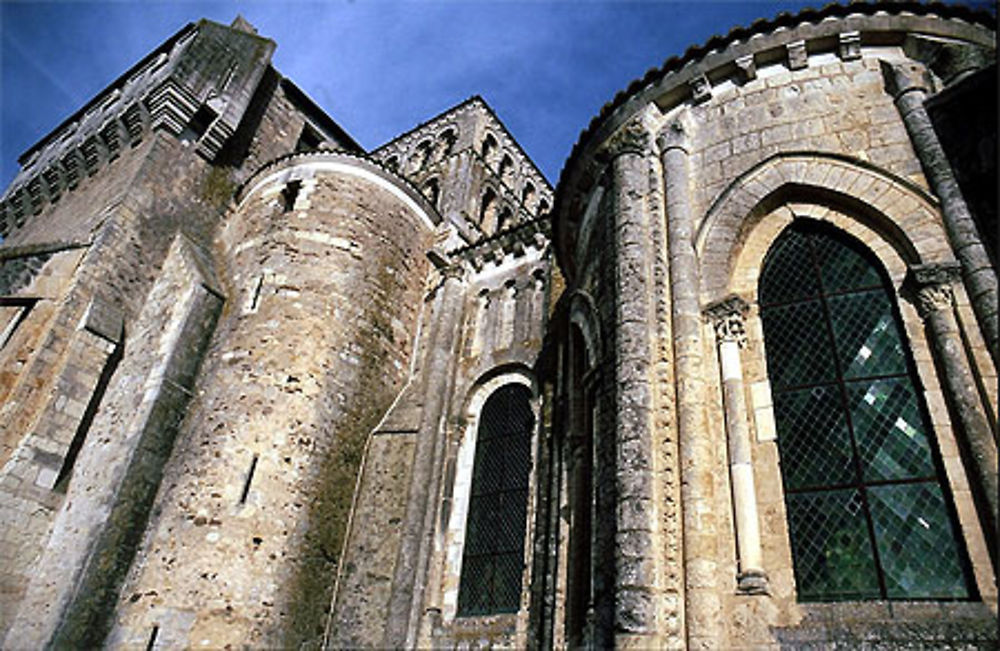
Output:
[
  {"xmin": 759, "ymin": 221, "xmax": 974, "ymax": 602},
  {"xmin": 457, "ymin": 383, "xmax": 534, "ymax": 616}
]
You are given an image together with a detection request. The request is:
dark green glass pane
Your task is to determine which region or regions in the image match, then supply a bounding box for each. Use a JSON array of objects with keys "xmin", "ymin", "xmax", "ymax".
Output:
[
  {"xmin": 458, "ymin": 555, "xmax": 493, "ymax": 616},
  {"xmin": 472, "ymin": 438, "xmax": 503, "ymax": 495},
  {"xmin": 846, "ymin": 379, "xmax": 935, "ymax": 482},
  {"xmin": 504, "ymin": 436, "xmax": 532, "ymax": 489},
  {"xmin": 814, "ymin": 230, "xmax": 882, "ymax": 292},
  {"xmin": 465, "ymin": 493, "xmax": 499, "ymax": 554},
  {"xmin": 786, "ymin": 489, "xmax": 880, "ymax": 601},
  {"xmin": 868, "ymin": 483, "xmax": 971, "ymax": 599},
  {"xmin": 760, "ymin": 228, "xmax": 819, "ymax": 305},
  {"xmin": 828, "ymin": 291, "xmax": 907, "ymax": 379},
  {"xmin": 493, "ymin": 552, "xmax": 524, "ymax": 613},
  {"xmin": 761, "ymin": 301, "xmax": 837, "ymax": 389},
  {"xmin": 774, "ymin": 386, "xmax": 854, "ymax": 490},
  {"xmin": 496, "ymin": 490, "xmax": 528, "ymax": 552}
]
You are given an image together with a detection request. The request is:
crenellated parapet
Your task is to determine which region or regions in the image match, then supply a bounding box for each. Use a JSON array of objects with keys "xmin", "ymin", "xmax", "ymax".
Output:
[{"xmin": 0, "ymin": 18, "xmax": 276, "ymax": 239}]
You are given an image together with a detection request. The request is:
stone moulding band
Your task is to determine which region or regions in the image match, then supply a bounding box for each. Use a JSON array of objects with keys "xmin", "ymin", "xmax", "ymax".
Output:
[{"xmin": 236, "ymin": 152, "xmax": 441, "ymax": 231}]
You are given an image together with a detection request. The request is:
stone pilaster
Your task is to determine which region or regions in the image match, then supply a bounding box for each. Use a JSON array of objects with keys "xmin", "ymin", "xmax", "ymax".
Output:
[
  {"xmin": 907, "ymin": 263, "xmax": 998, "ymax": 551},
  {"xmin": 387, "ymin": 263, "xmax": 466, "ymax": 648},
  {"xmin": 704, "ymin": 296, "xmax": 766, "ymax": 594},
  {"xmin": 882, "ymin": 60, "xmax": 998, "ymax": 367},
  {"xmin": 657, "ymin": 115, "xmax": 721, "ymax": 650}
]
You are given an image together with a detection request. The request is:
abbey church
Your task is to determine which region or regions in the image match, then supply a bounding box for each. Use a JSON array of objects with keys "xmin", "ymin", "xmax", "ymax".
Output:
[{"xmin": 0, "ymin": 3, "xmax": 996, "ymax": 648}]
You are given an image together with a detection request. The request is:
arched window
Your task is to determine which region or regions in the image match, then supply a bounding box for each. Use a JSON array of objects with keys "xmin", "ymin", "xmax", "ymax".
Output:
[
  {"xmin": 495, "ymin": 207, "xmax": 513, "ymax": 233},
  {"xmin": 481, "ymin": 133, "xmax": 497, "ymax": 164},
  {"xmin": 479, "ymin": 188, "xmax": 497, "ymax": 231},
  {"xmin": 422, "ymin": 177, "xmax": 440, "ymax": 208},
  {"xmin": 498, "ymin": 154, "xmax": 514, "ymax": 185},
  {"xmin": 759, "ymin": 220, "xmax": 973, "ymax": 602},
  {"xmin": 457, "ymin": 383, "xmax": 534, "ymax": 616},
  {"xmin": 437, "ymin": 128, "xmax": 457, "ymax": 160},
  {"xmin": 521, "ymin": 182, "xmax": 536, "ymax": 210},
  {"xmin": 413, "ymin": 140, "xmax": 432, "ymax": 172}
]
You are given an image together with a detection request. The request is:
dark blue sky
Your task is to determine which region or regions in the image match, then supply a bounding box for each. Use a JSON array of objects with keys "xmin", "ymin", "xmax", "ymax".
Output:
[{"xmin": 0, "ymin": 1, "xmax": 991, "ymax": 188}]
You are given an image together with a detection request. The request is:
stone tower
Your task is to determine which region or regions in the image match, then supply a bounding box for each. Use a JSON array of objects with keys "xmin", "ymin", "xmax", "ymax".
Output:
[{"xmin": 0, "ymin": 3, "xmax": 996, "ymax": 649}]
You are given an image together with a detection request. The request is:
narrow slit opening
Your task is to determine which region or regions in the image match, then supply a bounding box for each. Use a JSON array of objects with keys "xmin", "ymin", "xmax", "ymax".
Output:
[
  {"xmin": 250, "ymin": 275, "xmax": 264, "ymax": 311},
  {"xmin": 281, "ymin": 180, "xmax": 301, "ymax": 212},
  {"xmin": 240, "ymin": 454, "xmax": 258, "ymax": 504},
  {"xmin": 145, "ymin": 625, "xmax": 159, "ymax": 651}
]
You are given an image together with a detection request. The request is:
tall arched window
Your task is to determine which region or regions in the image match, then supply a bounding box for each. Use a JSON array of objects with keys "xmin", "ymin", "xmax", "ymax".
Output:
[
  {"xmin": 457, "ymin": 383, "xmax": 534, "ymax": 616},
  {"xmin": 759, "ymin": 220, "xmax": 973, "ymax": 602}
]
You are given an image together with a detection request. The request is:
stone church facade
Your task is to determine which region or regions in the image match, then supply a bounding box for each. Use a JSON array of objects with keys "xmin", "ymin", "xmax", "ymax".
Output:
[{"xmin": 0, "ymin": 3, "xmax": 995, "ymax": 649}]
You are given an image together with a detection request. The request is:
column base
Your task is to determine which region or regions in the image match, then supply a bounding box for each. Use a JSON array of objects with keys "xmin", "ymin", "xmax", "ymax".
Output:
[{"xmin": 737, "ymin": 569, "xmax": 769, "ymax": 595}]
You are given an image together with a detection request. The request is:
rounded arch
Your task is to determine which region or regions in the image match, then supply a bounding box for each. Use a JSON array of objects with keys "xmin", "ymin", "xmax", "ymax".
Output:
[
  {"xmin": 568, "ymin": 290, "xmax": 602, "ymax": 370},
  {"xmin": 697, "ymin": 153, "xmax": 952, "ymax": 303},
  {"xmin": 463, "ymin": 364, "xmax": 538, "ymax": 420}
]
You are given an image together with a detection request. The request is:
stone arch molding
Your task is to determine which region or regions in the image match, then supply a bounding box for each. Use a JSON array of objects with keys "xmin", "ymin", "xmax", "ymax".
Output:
[{"xmin": 696, "ymin": 152, "xmax": 953, "ymax": 302}]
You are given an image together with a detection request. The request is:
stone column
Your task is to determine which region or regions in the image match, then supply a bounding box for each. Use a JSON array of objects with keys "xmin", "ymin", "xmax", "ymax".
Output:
[
  {"xmin": 600, "ymin": 119, "xmax": 663, "ymax": 646},
  {"xmin": 882, "ymin": 61, "xmax": 998, "ymax": 366},
  {"xmin": 657, "ymin": 116, "xmax": 721, "ymax": 650},
  {"xmin": 387, "ymin": 263, "xmax": 465, "ymax": 649},
  {"xmin": 908, "ymin": 263, "xmax": 998, "ymax": 545},
  {"xmin": 704, "ymin": 297, "xmax": 766, "ymax": 594}
]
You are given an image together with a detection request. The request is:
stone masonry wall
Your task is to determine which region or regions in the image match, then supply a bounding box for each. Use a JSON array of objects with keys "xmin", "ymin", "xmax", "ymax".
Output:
[{"xmin": 108, "ymin": 160, "xmax": 433, "ymax": 649}]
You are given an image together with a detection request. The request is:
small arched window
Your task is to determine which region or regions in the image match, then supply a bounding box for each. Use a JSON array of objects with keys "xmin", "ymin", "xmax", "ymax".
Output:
[
  {"xmin": 437, "ymin": 128, "xmax": 457, "ymax": 160},
  {"xmin": 479, "ymin": 188, "xmax": 497, "ymax": 231},
  {"xmin": 413, "ymin": 140, "xmax": 432, "ymax": 172},
  {"xmin": 521, "ymin": 182, "xmax": 536, "ymax": 210},
  {"xmin": 457, "ymin": 383, "xmax": 534, "ymax": 616},
  {"xmin": 422, "ymin": 178, "xmax": 440, "ymax": 207},
  {"xmin": 496, "ymin": 207, "xmax": 513, "ymax": 232},
  {"xmin": 481, "ymin": 133, "xmax": 497, "ymax": 164},
  {"xmin": 537, "ymin": 198, "xmax": 550, "ymax": 215},
  {"xmin": 498, "ymin": 154, "xmax": 514, "ymax": 185},
  {"xmin": 759, "ymin": 220, "xmax": 973, "ymax": 602}
]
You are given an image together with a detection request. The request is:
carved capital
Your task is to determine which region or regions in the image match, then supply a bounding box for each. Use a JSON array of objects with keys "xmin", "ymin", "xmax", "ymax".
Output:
[
  {"xmin": 705, "ymin": 295, "xmax": 750, "ymax": 347},
  {"xmin": 598, "ymin": 119, "xmax": 652, "ymax": 162},
  {"xmin": 655, "ymin": 118, "xmax": 691, "ymax": 155},
  {"xmin": 880, "ymin": 60, "xmax": 933, "ymax": 99},
  {"xmin": 907, "ymin": 262, "xmax": 960, "ymax": 318},
  {"xmin": 915, "ymin": 283, "xmax": 955, "ymax": 318}
]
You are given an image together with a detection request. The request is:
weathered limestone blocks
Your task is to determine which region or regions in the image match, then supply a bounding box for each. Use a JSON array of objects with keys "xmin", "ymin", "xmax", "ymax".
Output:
[
  {"xmin": 6, "ymin": 234, "xmax": 222, "ymax": 648},
  {"xmin": 107, "ymin": 153, "xmax": 436, "ymax": 649}
]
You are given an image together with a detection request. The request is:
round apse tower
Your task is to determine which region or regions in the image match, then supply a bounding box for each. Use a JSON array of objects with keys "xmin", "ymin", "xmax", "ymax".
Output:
[{"xmin": 108, "ymin": 151, "xmax": 439, "ymax": 649}]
